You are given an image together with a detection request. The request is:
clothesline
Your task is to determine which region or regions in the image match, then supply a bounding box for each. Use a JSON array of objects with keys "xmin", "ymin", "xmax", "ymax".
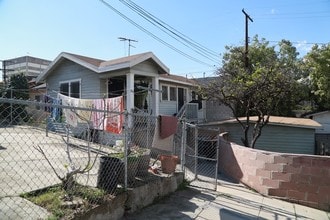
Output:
[
  {"xmin": 44, "ymin": 93, "xmax": 124, "ymax": 134},
  {"xmin": 48, "ymin": 88, "xmax": 151, "ymax": 98},
  {"xmin": 58, "ymin": 94, "xmax": 124, "ymax": 134}
]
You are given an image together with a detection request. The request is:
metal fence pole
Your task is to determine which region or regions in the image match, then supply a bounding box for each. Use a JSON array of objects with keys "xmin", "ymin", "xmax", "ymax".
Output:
[
  {"xmin": 180, "ymin": 119, "xmax": 186, "ymax": 172},
  {"xmin": 194, "ymin": 125, "xmax": 198, "ymax": 180},
  {"xmin": 215, "ymin": 134, "xmax": 220, "ymax": 191}
]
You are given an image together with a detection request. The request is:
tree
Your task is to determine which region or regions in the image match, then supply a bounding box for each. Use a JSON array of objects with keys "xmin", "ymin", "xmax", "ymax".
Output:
[
  {"xmin": 7, "ymin": 73, "xmax": 29, "ymax": 100},
  {"xmin": 304, "ymin": 43, "xmax": 330, "ymax": 110},
  {"xmin": 0, "ymin": 73, "xmax": 30, "ymax": 123},
  {"xmin": 200, "ymin": 36, "xmax": 303, "ymax": 148}
]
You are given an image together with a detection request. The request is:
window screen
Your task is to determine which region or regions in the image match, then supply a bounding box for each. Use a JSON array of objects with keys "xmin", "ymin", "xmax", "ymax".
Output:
[
  {"xmin": 162, "ymin": 86, "xmax": 168, "ymax": 101},
  {"xmin": 170, "ymin": 87, "xmax": 177, "ymax": 101}
]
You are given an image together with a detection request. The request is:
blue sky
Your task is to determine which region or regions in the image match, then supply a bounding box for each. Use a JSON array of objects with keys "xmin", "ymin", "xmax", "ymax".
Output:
[{"xmin": 0, "ymin": 0, "xmax": 329, "ymax": 79}]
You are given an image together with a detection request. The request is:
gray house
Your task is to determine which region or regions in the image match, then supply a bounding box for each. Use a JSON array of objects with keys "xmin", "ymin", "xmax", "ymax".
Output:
[
  {"xmin": 201, "ymin": 116, "xmax": 321, "ymax": 155},
  {"xmin": 305, "ymin": 111, "xmax": 330, "ymax": 155},
  {"xmin": 36, "ymin": 52, "xmax": 197, "ymax": 117}
]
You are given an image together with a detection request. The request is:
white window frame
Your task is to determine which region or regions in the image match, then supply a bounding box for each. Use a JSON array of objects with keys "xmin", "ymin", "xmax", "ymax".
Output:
[
  {"xmin": 161, "ymin": 84, "xmax": 178, "ymax": 102},
  {"xmin": 59, "ymin": 79, "xmax": 81, "ymax": 98}
]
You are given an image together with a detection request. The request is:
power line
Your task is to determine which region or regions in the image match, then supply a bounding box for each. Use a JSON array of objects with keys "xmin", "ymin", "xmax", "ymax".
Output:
[
  {"xmin": 99, "ymin": 0, "xmax": 217, "ymax": 68},
  {"xmin": 119, "ymin": 0, "xmax": 220, "ymax": 64}
]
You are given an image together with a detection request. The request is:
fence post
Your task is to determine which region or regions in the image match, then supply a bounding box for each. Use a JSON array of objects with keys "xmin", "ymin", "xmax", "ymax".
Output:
[
  {"xmin": 194, "ymin": 125, "xmax": 198, "ymax": 180},
  {"xmin": 124, "ymin": 112, "xmax": 129, "ymax": 189},
  {"xmin": 214, "ymin": 134, "xmax": 220, "ymax": 191},
  {"xmin": 180, "ymin": 119, "xmax": 186, "ymax": 172}
]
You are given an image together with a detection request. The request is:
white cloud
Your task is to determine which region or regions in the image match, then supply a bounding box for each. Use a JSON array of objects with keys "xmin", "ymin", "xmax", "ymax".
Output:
[{"xmin": 296, "ymin": 40, "xmax": 313, "ymax": 55}]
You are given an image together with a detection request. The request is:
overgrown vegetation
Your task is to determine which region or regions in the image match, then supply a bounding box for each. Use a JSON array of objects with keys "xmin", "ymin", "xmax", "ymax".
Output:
[
  {"xmin": 20, "ymin": 184, "xmax": 107, "ymax": 220},
  {"xmin": 199, "ymin": 36, "xmax": 330, "ymax": 148},
  {"xmin": 0, "ymin": 73, "xmax": 30, "ymax": 123}
]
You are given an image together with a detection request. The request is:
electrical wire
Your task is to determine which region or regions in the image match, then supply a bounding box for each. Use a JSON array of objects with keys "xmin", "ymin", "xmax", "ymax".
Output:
[
  {"xmin": 119, "ymin": 0, "xmax": 220, "ymax": 64},
  {"xmin": 99, "ymin": 0, "xmax": 217, "ymax": 68}
]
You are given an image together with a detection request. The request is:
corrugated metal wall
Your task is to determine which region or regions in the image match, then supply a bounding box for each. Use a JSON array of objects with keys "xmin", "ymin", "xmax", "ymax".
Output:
[{"xmin": 212, "ymin": 123, "xmax": 315, "ymax": 154}]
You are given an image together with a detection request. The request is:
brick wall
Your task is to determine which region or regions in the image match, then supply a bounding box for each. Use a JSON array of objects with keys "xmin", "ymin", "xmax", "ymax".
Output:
[{"xmin": 218, "ymin": 134, "xmax": 330, "ymax": 211}]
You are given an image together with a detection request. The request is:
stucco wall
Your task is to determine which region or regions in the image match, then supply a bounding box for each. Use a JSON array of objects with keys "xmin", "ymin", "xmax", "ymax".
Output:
[{"xmin": 218, "ymin": 134, "xmax": 330, "ymax": 211}]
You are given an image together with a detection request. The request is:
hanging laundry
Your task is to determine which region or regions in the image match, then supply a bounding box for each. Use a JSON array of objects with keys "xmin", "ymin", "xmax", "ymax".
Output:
[
  {"xmin": 43, "ymin": 95, "xmax": 53, "ymax": 112},
  {"xmin": 58, "ymin": 94, "xmax": 79, "ymax": 127},
  {"xmin": 79, "ymin": 99, "xmax": 93, "ymax": 121},
  {"xmin": 159, "ymin": 115, "xmax": 178, "ymax": 139},
  {"xmin": 57, "ymin": 93, "xmax": 124, "ymax": 134},
  {"xmin": 104, "ymin": 96, "xmax": 124, "ymax": 134},
  {"xmin": 51, "ymin": 98, "xmax": 61, "ymax": 122},
  {"xmin": 92, "ymin": 99, "xmax": 105, "ymax": 130}
]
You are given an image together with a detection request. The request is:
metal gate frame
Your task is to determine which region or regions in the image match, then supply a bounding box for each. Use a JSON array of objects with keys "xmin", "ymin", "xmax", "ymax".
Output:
[{"xmin": 180, "ymin": 120, "xmax": 220, "ymax": 191}]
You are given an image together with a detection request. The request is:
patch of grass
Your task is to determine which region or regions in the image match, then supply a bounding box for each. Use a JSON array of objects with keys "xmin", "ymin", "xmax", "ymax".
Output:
[
  {"xmin": 74, "ymin": 184, "xmax": 105, "ymax": 202},
  {"xmin": 21, "ymin": 185, "xmax": 65, "ymax": 219},
  {"xmin": 20, "ymin": 183, "xmax": 107, "ymax": 220}
]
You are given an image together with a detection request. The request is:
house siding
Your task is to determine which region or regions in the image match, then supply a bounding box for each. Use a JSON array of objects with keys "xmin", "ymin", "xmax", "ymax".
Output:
[
  {"xmin": 210, "ymin": 123, "xmax": 315, "ymax": 154},
  {"xmin": 204, "ymin": 100, "xmax": 233, "ymax": 122},
  {"xmin": 46, "ymin": 60, "xmax": 102, "ymax": 99},
  {"xmin": 132, "ymin": 60, "xmax": 159, "ymax": 75},
  {"xmin": 159, "ymin": 101, "xmax": 177, "ymax": 116},
  {"xmin": 310, "ymin": 112, "xmax": 330, "ymax": 134}
]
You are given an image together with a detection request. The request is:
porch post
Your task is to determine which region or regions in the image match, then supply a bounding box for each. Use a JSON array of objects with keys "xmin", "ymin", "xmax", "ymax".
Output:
[
  {"xmin": 126, "ymin": 72, "xmax": 135, "ymax": 113},
  {"xmin": 152, "ymin": 76, "xmax": 159, "ymax": 116}
]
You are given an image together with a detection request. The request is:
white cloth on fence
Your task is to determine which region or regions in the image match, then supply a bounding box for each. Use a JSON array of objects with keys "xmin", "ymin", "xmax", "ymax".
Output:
[{"xmin": 58, "ymin": 94, "xmax": 79, "ymax": 127}]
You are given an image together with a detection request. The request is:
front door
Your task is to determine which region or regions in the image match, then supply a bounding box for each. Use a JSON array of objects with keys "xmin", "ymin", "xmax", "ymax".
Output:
[{"xmin": 178, "ymin": 88, "xmax": 185, "ymax": 112}]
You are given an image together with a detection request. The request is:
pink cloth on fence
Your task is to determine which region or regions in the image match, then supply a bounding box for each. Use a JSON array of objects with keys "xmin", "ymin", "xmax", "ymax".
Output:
[
  {"xmin": 92, "ymin": 99, "xmax": 105, "ymax": 130},
  {"xmin": 159, "ymin": 115, "xmax": 178, "ymax": 139},
  {"xmin": 104, "ymin": 96, "xmax": 124, "ymax": 134}
]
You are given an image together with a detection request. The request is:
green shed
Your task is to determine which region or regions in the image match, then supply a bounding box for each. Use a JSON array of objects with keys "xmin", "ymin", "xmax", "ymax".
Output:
[{"xmin": 201, "ymin": 116, "xmax": 322, "ymax": 154}]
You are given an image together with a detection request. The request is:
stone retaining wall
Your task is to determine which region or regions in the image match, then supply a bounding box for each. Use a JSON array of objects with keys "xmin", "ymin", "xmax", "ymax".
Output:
[
  {"xmin": 81, "ymin": 172, "xmax": 184, "ymax": 220},
  {"xmin": 218, "ymin": 134, "xmax": 330, "ymax": 211}
]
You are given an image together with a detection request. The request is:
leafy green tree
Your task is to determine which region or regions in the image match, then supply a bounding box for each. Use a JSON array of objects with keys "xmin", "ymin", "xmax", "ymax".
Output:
[
  {"xmin": 304, "ymin": 43, "xmax": 330, "ymax": 110},
  {"xmin": 200, "ymin": 36, "xmax": 304, "ymax": 148},
  {"xmin": 1, "ymin": 73, "xmax": 30, "ymax": 123}
]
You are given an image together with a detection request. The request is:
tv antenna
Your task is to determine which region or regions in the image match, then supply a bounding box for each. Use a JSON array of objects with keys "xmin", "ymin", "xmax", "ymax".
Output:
[{"xmin": 118, "ymin": 37, "xmax": 138, "ymax": 56}]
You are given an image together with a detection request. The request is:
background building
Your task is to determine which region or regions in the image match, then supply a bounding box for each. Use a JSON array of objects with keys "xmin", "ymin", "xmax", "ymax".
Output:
[{"xmin": 2, "ymin": 56, "xmax": 51, "ymax": 83}]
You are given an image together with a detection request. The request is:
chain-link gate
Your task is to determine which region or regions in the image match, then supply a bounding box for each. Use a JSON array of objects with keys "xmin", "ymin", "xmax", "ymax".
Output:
[{"xmin": 181, "ymin": 120, "xmax": 220, "ymax": 191}]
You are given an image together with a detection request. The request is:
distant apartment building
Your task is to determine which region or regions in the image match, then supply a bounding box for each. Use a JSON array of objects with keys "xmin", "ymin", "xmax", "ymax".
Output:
[{"xmin": 2, "ymin": 56, "xmax": 51, "ymax": 83}]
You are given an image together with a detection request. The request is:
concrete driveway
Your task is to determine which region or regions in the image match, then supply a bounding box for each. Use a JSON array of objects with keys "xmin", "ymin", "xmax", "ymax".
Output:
[
  {"xmin": 0, "ymin": 126, "xmax": 108, "ymax": 197},
  {"xmin": 0, "ymin": 125, "xmax": 117, "ymax": 219}
]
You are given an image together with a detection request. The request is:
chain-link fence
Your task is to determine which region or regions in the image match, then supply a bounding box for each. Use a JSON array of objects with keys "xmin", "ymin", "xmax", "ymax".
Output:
[
  {"xmin": 0, "ymin": 97, "xmax": 180, "ymax": 219},
  {"xmin": 182, "ymin": 121, "xmax": 219, "ymax": 191}
]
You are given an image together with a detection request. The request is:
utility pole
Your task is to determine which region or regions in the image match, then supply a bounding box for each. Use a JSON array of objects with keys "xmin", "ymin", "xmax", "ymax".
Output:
[
  {"xmin": 118, "ymin": 37, "xmax": 138, "ymax": 56},
  {"xmin": 242, "ymin": 9, "xmax": 253, "ymax": 69},
  {"xmin": 0, "ymin": 60, "xmax": 14, "ymax": 87}
]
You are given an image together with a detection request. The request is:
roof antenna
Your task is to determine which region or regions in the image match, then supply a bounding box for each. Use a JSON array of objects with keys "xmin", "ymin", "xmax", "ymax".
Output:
[{"xmin": 118, "ymin": 37, "xmax": 138, "ymax": 56}]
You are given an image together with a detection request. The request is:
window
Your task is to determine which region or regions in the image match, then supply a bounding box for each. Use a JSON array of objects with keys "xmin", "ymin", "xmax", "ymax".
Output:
[
  {"xmin": 60, "ymin": 82, "xmax": 69, "ymax": 96},
  {"xmin": 161, "ymin": 85, "xmax": 178, "ymax": 101},
  {"xmin": 70, "ymin": 81, "xmax": 80, "ymax": 98},
  {"xmin": 170, "ymin": 87, "xmax": 177, "ymax": 101},
  {"xmin": 60, "ymin": 80, "xmax": 80, "ymax": 98},
  {"xmin": 161, "ymin": 86, "xmax": 168, "ymax": 101}
]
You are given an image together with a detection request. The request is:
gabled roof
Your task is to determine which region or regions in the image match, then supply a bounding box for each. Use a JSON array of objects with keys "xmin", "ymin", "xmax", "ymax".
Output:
[
  {"xmin": 305, "ymin": 110, "xmax": 330, "ymax": 118},
  {"xmin": 201, "ymin": 116, "xmax": 322, "ymax": 129},
  {"xmin": 159, "ymin": 73, "xmax": 196, "ymax": 86},
  {"xmin": 36, "ymin": 52, "xmax": 170, "ymax": 83}
]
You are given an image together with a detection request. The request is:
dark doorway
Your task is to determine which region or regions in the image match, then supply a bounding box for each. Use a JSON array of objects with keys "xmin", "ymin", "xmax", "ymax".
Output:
[
  {"xmin": 108, "ymin": 77, "xmax": 125, "ymax": 98},
  {"xmin": 178, "ymin": 88, "xmax": 184, "ymax": 112}
]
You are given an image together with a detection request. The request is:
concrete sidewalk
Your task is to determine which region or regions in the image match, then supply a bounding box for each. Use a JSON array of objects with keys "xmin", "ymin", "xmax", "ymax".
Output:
[{"xmin": 122, "ymin": 179, "xmax": 330, "ymax": 220}]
